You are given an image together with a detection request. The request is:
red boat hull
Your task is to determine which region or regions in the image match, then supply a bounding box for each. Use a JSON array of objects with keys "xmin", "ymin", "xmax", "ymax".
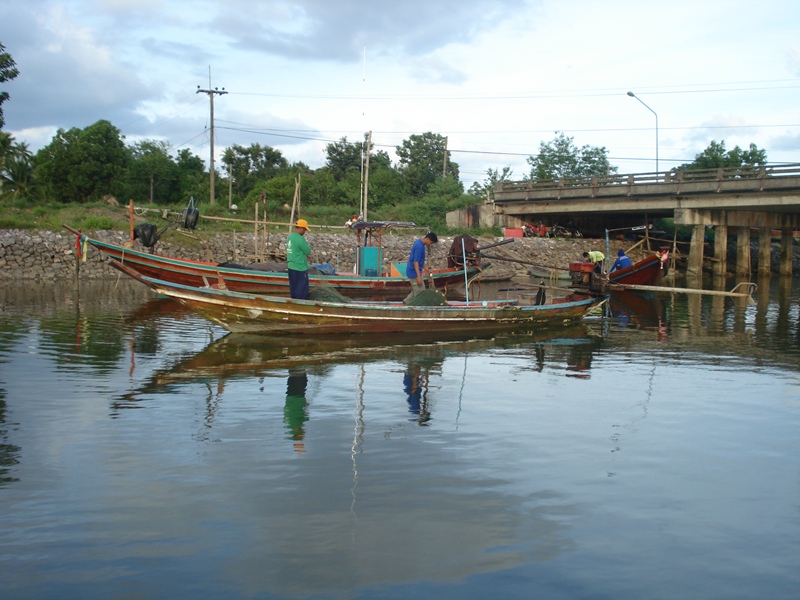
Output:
[{"xmin": 66, "ymin": 226, "xmax": 484, "ymax": 300}]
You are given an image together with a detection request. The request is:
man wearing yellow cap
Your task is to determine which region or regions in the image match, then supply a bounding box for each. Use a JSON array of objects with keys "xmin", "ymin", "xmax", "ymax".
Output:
[{"xmin": 287, "ymin": 219, "xmax": 311, "ymax": 299}]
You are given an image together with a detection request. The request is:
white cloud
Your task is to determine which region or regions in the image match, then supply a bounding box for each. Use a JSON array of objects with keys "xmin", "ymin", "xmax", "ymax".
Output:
[{"xmin": 2, "ymin": 0, "xmax": 799, "ymax": 186}]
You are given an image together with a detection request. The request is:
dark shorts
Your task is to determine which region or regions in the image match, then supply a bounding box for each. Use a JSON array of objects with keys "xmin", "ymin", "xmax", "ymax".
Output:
[{"xmin": 288, "ymin": 269, "xmax": 309, "ymax": 299}]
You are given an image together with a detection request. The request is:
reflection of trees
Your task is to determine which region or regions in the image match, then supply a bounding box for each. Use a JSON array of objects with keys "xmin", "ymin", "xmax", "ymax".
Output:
[{"xmin": 38, "ymin": 316, "xmax": 127, "ymax": 372}]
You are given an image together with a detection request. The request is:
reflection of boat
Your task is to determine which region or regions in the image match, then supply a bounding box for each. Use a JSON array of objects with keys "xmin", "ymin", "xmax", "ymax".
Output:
[
  {"xmin": 65, "ymin": 224, "xmax": 483, "ymax": 300},
  {"xmin": 609, "ymin": 290, "xmax": 666, "ymax": 328},
  {"xmin": 569, "ymin": 252, "xmax": 668, "ymax": 291},
  {"xmin": 136, "ymin": 325, "xmax": 600, "ymax": 388},
  {"xmin": 139, "ymin": 274, "xmax": 607, "ymax": 336}
]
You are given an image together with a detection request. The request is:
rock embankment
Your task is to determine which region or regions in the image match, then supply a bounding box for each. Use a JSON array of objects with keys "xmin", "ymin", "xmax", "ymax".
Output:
[{"xmin": 0, "ymin": 228, "xmax": 648, "ymax": 281}]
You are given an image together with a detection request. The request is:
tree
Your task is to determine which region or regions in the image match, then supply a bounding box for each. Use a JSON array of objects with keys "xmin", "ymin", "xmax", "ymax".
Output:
[
  {"xmin": 325, "ymin": 136, "xmax": 365, "ymax": 181},
  {"xmin": 527, "ymin": 132, "xmax": 617, "ymax": 181},
  {"xmin": 395, "ymin": 132, "xmax": 460, "ymax": 198},
  {"xmin": 125, "ymin": 140, "xmax": 179, "ymax": 204},
  {"xmin": 0, "ymin": 43, "xmax": 20, "ymax": 130},
  {"xmin": 0, "ymin": 132, "xmax": 35, "ymax": 200},
  {"xmin": 34, "ymin": 120, "xmax": 129, "ymax": 203},
  {"xmin": 175, "ymin": 148, "xmax": 206, "ymax": 201},
  {"xmin": 220, "ymin": 143, "xmax": 288, "ymax": 200},
  {"xmin": 468, "ymin": 166, "xmax": 514, "ymax": 200},
  {"xmin": 674, "ymin": 140, "xmax": 767, "ymax": 172}
]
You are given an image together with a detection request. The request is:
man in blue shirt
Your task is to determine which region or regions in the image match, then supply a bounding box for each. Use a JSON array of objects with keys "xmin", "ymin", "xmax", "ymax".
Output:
[
  {"xmin": 403, "ymin": 232, "xmax": 438, "ymax": 304},
  {"xmin": 611, "ymin": 248, "xmax": 633, "ymax": 272}
]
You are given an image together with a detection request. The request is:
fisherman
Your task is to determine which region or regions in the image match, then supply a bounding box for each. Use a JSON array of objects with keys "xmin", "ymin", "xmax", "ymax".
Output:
[
  {"xmin": 447, "ymin": 233, "xmax": 480, "ymax": 268},
  {"xmin": 404, "ymin": 232, "xmax": 438, "ymax": 305},
  {"xmin": 287, "ymin": 219, "xmax": 312, "ymax": 299},
  {"xmin": 610, "ymin": 248, "xmax": 633, "ymax": 272},
  {"xmin": 582, "ymin": 250, "xmax": 605, "ymax": 274}
]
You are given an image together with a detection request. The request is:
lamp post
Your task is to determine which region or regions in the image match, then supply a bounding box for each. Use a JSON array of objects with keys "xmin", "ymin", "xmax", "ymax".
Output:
[{"xmin": 627, "ymin": 91, "xmax": 658, "ymax": 175}]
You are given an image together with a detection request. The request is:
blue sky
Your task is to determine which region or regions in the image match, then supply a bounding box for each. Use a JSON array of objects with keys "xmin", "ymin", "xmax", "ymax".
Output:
[{"xmin": 2, "ymin": 0, "xmax": 799, "ymax": 187}]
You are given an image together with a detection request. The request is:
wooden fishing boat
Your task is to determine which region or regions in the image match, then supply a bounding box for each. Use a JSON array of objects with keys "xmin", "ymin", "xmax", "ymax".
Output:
[
  {"xmin": 136, "ymin": 274, "xmax": 607, "ymax": 336},
  {"xmin": 65, "ymin": 224, "xmax": 483, "ymax": 299},
  {"xmin": 608, "ymin": 251, "xmax": 669, "ymax": 286},
  {"xmin": 569, "ymin": 251, "xmax": 668, "ymax": 291}
]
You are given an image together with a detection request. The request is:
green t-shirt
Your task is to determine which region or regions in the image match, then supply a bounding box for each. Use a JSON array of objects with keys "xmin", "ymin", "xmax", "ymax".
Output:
[{"xmin": 286, "ymin": 231, "xmax": 311, "ymax": 271}]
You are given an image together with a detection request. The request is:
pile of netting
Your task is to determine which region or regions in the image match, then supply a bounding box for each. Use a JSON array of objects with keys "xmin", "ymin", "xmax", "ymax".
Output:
[
  {"xmin": 309, "ymin": 286, "xmax": 353, "ymax": 303},
  {"xmin": 406, "ymin": 289, "xmax": 447, "ymax": 306}
]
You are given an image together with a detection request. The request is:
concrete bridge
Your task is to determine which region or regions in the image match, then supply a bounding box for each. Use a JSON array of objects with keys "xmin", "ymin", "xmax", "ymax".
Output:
[{"xmin": 485, "ymin": 163, "xmax": 800, "ymax": 277}]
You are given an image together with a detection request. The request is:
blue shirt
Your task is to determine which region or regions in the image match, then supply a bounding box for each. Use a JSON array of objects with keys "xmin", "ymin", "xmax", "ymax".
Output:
[
  {"xmin": 406, "ymin": 239, "xmax": 426, "ymax": 278},
  {"xmin": 611, "ymin": 255, "xmax": 633, "ymax": 272}
]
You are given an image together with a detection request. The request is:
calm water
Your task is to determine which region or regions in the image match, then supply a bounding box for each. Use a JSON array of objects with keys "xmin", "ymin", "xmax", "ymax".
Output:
[{"xmin": 0, "ymin": 277, "xmax": 799, "ymax": 599}]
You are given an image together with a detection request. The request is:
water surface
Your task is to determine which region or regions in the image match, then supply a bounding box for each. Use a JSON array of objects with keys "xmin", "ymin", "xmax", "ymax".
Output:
[{"xmin": 0, "ymin": 278, "xmax": 798, "ymax": 599}]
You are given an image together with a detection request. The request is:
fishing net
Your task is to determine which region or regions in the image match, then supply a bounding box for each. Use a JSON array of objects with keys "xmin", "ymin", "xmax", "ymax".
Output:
[
  {"xmin": 309, "ymin": 286, "xmax": 353, "ymax": 303},
  {"xmin": 407, "ymin": 289, "xmax": 447, "ymax": 306}
]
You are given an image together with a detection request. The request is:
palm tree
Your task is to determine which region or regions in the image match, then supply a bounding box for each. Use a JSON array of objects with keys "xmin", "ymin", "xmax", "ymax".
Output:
[{"xmin": 0, "ymin": 132, "xmax": 34, "ymax": 200}]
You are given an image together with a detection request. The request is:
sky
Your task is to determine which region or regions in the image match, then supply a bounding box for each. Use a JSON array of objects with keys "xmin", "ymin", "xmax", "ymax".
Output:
[{"xmin": 2, "ymin": 0, "xmax": 800, "ymax": 190}]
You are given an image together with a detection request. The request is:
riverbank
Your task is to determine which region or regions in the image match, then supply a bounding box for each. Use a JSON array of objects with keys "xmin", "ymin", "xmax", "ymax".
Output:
[{"xmin": 0, "ymin": 228, "xmax": 647, "ymax": 281}]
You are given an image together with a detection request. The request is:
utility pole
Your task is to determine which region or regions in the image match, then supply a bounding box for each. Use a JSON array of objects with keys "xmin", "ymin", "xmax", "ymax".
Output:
[
  {"xmin": 197, "ymin": 77, "xmax": 227, "ymax": 206},
  {"xmin": 442, "ymin": 136, "xmax": 449, "ymax": 177}
]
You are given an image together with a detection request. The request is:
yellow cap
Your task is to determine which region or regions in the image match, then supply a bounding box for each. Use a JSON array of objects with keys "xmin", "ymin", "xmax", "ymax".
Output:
[{"xmin": 295, "ymin": 219, "xmax": 310, "ymax": 231}]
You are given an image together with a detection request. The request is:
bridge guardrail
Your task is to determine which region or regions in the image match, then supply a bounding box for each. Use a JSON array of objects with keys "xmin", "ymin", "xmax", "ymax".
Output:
[{"xmin": 494, "ymin": 163, "xmax": 800, "ymax": 202}]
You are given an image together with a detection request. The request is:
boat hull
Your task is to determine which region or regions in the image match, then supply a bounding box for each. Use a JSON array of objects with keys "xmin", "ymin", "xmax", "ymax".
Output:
[
  {"xmin": 608, "ymin": 253, "xmax": 668, "ymax": 286},
  {"xmin": 66, "ymin": 226, "xmax": 482, "ymax": 299},
  {"xmin": 143, "ymin": 276, "xmax": 606, "ymax": 336}
]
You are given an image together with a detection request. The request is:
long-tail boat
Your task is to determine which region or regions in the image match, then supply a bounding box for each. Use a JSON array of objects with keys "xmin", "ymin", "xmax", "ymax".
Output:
[
  {"xmin": 569, "ymin": 250, "xmax": 669, "ymax": 291},
  {"xmin": 65, "ymin": 223, "xmax": 484, "ymax": 300},
  {"xmin": 131, "ymin": 271, "xmax": 606, "ymax": 336}
]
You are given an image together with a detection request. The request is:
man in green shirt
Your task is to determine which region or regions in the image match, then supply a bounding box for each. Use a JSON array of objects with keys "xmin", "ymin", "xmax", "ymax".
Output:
[
  {"xmin": 287, "ymin": 219, "xmax": 312, "ymax": 299},
  {"xmin": 582, "ymin": 250, "xmax": 605, "ymax": 274}
]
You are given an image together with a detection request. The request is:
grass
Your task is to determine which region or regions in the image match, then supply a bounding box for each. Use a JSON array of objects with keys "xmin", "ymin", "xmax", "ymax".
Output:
[{"xmin": 0, "ymin": 199, "xmax": 504, "ymax": 239}]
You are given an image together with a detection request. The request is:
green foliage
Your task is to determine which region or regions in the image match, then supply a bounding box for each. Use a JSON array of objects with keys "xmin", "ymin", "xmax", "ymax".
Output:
[
  {"xmin": 673, "ymin": 140, "xmax": 767, "ymax": 172},
  {"xmin": 0, "ymin": 42, "xmax": 19, "ymax": 130},
  {"xmin": 527, "ymin": 132, "xmax": 617, "ymax": 181},
  {"xmin": 468, "ymin": 166, "xmax": 514, "ymax": 199},
  {"xmin": 1, "ymin": 132, "xmax": 37, "ymax": 201},
  {"xmin": 221, "ymin": 143, "xmax": 288, "ymax": 200},
  {"xmin": 175, "ymin": 148, "xmax": 207, "ymax": 201},
  {"xmin": 396, "ymin": 132, "xmax": 460, "ymax": 197},
  {"xmin": 34, "ymin": 120, "xmax": 129, "ymax": 203},
  {"xmin": 78, "ymin": 215, "xmax": 116, "ymax": 230},
  {"xmin": 365, "ymin": 165, "xmax": 404, "ymax": 208},
  {"xmin": 325, "ymin": 136, "xmax": 365, "ymax": 181},
  {"xmin": 125, "ymin": 140, "xmax": 180, "ymax": 204}
]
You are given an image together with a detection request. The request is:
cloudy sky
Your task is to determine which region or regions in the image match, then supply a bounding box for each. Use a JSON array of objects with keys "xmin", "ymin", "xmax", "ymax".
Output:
[{"xmin": 2, "ymin": 0, "xmax": 799, "ymax": 187}]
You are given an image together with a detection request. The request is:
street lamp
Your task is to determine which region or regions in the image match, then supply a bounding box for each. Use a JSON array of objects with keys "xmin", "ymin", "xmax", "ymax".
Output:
[{"xmin": 627, "ymin": 91, "xmax": 658, "ymax": 174}]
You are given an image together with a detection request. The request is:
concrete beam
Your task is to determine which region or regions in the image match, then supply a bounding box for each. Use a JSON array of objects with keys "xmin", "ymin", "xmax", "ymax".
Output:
[{"xmin": 675, "ymin": 208, "xmax": 800, "ymax": 228}]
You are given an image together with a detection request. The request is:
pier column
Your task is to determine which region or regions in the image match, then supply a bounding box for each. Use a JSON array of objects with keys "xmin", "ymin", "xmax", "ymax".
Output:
[
  {"xmin": 713, "ymin": 224, "xmax": 728, "ymax": 277},
  {"xmin": 686, "ymin": 224, "xmax": 705, "ymax": 277},
  {"xmin": 758, "ymin": 227, "xmax": 772, "ymax": 276},
  {"xmin": 780, "ymin": 228, "xmax": 793, "ymax": 277},
  {"xmin": 735, "ymin": 227, "xmax": 751, "ymax": 277}
]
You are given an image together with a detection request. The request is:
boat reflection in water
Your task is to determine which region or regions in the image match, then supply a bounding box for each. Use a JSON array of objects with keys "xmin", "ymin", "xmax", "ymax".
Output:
[{"xmin": 114, "ymin": 323, "xmax": 607, "ymax": 436}]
